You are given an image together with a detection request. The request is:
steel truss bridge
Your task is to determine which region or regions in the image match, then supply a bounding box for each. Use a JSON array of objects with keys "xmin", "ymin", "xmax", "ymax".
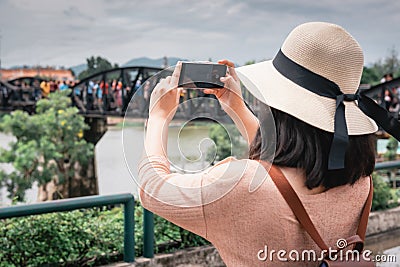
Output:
[
  {"xmin": 1, "ymin": 67, "xmax": 398, "ymax": 123},
  {"xmin": 0, "ymin": 66, "xmax": 261, "ymax": 121}
]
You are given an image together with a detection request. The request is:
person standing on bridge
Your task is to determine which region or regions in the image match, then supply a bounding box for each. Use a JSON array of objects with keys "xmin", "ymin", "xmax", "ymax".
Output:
[
  {"xmin": 138, "ymin": 22, "xmax": 400, "ymax": 266},
  {"xmin": 40, "ymin": 80, "xmax": 50, "ymax": 98}
]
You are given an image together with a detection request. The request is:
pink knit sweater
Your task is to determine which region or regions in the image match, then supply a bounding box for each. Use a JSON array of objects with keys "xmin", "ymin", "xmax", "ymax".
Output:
[{"xmin": 138, "ymin": 156, "xmax": 369, "ymax": 266}]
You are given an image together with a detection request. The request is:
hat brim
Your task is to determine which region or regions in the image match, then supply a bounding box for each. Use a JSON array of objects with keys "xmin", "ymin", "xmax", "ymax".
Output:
[{"xmin": 236, "ymin": 60, "xmax": 378, "ymax": 135}]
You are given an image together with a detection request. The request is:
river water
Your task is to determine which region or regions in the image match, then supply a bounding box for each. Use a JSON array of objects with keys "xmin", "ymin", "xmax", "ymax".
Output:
[
  {"xmin": 96, "ymin": 124, "xmax": 217, "ymax": 198},
  {"xmin": 0, "ymin": 125, "xmax": 399, "ymax": 265}
]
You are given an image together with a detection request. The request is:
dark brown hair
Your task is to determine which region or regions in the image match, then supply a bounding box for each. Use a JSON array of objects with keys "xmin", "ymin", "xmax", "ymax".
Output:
[{"xmin": 249, "ymin": 105, "xmax": 376, "ymax": 189}]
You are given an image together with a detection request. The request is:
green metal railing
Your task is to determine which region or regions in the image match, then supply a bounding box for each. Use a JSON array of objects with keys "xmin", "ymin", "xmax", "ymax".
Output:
[
  {"xmin": 143, "ymin": 208, "xmax": 154, "ymax": 258},
  {"xmin": 375, "ymin": 160, "xmax": 400, "ymax": 171},
  {"xmin": 0, "ymin": 193, "xmax": 136, "ymax": 262}
]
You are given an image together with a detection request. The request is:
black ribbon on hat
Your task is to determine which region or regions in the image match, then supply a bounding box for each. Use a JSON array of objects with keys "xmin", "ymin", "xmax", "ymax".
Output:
[{"xmin": 272, "ymin": 49, "xmax": 400, "ymax": 170}]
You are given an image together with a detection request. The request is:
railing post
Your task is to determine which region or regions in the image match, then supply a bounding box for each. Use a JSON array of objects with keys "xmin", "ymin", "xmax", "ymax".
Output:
[
  {"xmin": 124, "ymin": 197, "xmax": 135, "ymax": 262},
  {"xmin": 143, "ymin": 208, "xmax": 154, "ymax": 258}
]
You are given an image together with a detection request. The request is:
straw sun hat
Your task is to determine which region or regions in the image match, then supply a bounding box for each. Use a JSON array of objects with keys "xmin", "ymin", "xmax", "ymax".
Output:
[{"xmin": 236, "ymin": 22, "xmax": 400, "ymax": 169}]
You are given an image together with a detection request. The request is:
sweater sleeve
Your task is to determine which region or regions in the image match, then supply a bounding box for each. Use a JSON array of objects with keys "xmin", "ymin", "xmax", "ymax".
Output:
[{"xmin": 137, "ymin": 155, "xmax": 239, "ymax": 238}]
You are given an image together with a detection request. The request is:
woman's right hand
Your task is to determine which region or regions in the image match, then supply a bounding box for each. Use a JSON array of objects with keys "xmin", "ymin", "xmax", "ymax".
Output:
[
  {"xmin": 203, "ymin": 59, "xmax": 246, "ymax": 114},
  {"xmin": 148, "ymin": 62, "xmax": 182, "ymax": 122}
]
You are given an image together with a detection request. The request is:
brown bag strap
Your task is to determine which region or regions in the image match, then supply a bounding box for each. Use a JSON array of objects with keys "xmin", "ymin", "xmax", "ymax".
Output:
[
  {"xmin": 353, "ymin": 174, "xmax": 373, "ymax": 251},
  {"xmin": 357, "ymin": 174, "xmax": 373, "ymax": 241},
  {"xmin": 265, "ymin": 164, "xmax": 329, "ymax": 250},
  {"xmin": 260, "ymin": 162, "xmax": 373, "ymax": 252}
]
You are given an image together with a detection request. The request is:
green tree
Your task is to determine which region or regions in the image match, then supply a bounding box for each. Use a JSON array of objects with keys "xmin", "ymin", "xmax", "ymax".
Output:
[
  {"xmin": 244, "ymin": 60, "xmax": 256, "ymax": 65},
  {"xmin": 384, "ymin": 136, "xmax": 399, "ymax": 188},
  {"xmin": 0, "ymin": 90, "xmax": 94, "ymax": 202},
  {"xmin": 360, "ymin": 66, "xmax": 381, "ymax": 85},
  {"xmin": 78, "ymin": 56, "xmax": 118, "ymax": 80},
  {"xmin": 384, "ymin": 136, "xmax": 399, "ymax": 161},
  {"xmin": 361, "ymin": 47, "xmax": 400, "ymax": 85},
  {"xmin": 382, "ymin": 46, "xmax": 400, "ymax": 76},
  {"xmin": 207, "ymin": 124, "xmax": 247, "ymax": 163}
]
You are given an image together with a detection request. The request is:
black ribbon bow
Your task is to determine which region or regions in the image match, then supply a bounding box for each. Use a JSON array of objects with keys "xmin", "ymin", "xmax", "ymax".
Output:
[{"xmin": 273, "ymin": 49, "xmax": 400, "ymax": 170}]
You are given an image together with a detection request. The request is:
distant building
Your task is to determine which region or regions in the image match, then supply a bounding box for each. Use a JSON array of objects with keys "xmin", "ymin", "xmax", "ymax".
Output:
[{"xmin": 0, "ymin": 67, "xmax": 75, "ymax": 81}]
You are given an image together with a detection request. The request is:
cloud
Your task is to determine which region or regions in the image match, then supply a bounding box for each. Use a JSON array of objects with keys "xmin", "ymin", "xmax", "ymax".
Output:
[
  {"xmin": 0, "ymin": 0, "xmax": 400, "ymax": 68},
  {"xmin": 63, "ymin": 6, "xmax": 95, "ymax": 21}
]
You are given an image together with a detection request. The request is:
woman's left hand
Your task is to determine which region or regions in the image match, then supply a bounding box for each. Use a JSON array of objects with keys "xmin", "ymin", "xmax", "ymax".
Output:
[
  {"xmin": 149, "ymin": 63, "xmax": 182, "ymax": 122},
  {"xmin": 203, "ymin": 59, "xmax": 245, "ymax": 113},
  {"xmin": 204, "ymin": 59, "xmax": 259, "ymax": 144}
]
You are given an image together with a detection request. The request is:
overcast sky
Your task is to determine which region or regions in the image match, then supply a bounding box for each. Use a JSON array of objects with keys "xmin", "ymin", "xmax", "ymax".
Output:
[{"xmin": 0, "ymin": 0, "xmax": 399, "ymax": 68}]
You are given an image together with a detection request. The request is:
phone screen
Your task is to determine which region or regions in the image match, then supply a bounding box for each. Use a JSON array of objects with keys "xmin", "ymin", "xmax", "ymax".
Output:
[{"xmin": 178, "ymin": 63, "xmax": 227, "ymax": 89}]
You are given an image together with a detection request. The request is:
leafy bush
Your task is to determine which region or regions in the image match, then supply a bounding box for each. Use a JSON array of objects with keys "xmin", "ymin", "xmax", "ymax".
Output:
[
  {"xmin": 207, "ymin": 123, "xmax": 247, "ymax": 163},
  {"xmin": 0, "ymin": 208, "xmax": 123, "ymax": 266},
  {"xmin": 0, "ymin": 202, "xmax": 208, "ymax": 266},
  {"xmin": 372, "ymin": 174, "xmax": 399, "ymax": 211}
]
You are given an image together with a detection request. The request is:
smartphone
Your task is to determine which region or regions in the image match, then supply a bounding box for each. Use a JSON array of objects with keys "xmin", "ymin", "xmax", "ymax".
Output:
[{"xmin": 178, "ymin": 62, "xmax": 227, "ymax": 89}]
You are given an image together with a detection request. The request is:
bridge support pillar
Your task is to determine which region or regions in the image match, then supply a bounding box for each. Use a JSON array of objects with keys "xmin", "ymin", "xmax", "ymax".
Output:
[{"xmin": 84, "ymin": 116, "xmax": 108, "ymax": 145}]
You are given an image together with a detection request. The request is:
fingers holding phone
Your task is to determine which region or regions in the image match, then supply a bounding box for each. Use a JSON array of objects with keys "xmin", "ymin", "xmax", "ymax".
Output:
[
  {"xmin": 203, "ymin": 60, "xmax": 245, "ymax": 113},
  {"xmin": 148, "ymin": 63, "xmax": 182, "ymax": 121},
  {"xmin": 148, "ymin": 60, "xmax": 245, "ymax": 121},
  {"xmin": 178, "ymin": 62, "xmax": 227, "ymax": 89}
]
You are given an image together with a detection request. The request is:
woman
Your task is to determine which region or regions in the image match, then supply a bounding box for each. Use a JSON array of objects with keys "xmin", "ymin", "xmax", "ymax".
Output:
[{"xmin": 138, "ymin": 22, "xmax": 400, "ymax": 266}]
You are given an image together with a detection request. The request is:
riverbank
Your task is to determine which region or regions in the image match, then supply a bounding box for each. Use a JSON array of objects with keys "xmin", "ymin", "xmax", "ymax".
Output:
[{"xmin": 367, "ymin": 205, "xmax": 400, "ymax": 236}]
